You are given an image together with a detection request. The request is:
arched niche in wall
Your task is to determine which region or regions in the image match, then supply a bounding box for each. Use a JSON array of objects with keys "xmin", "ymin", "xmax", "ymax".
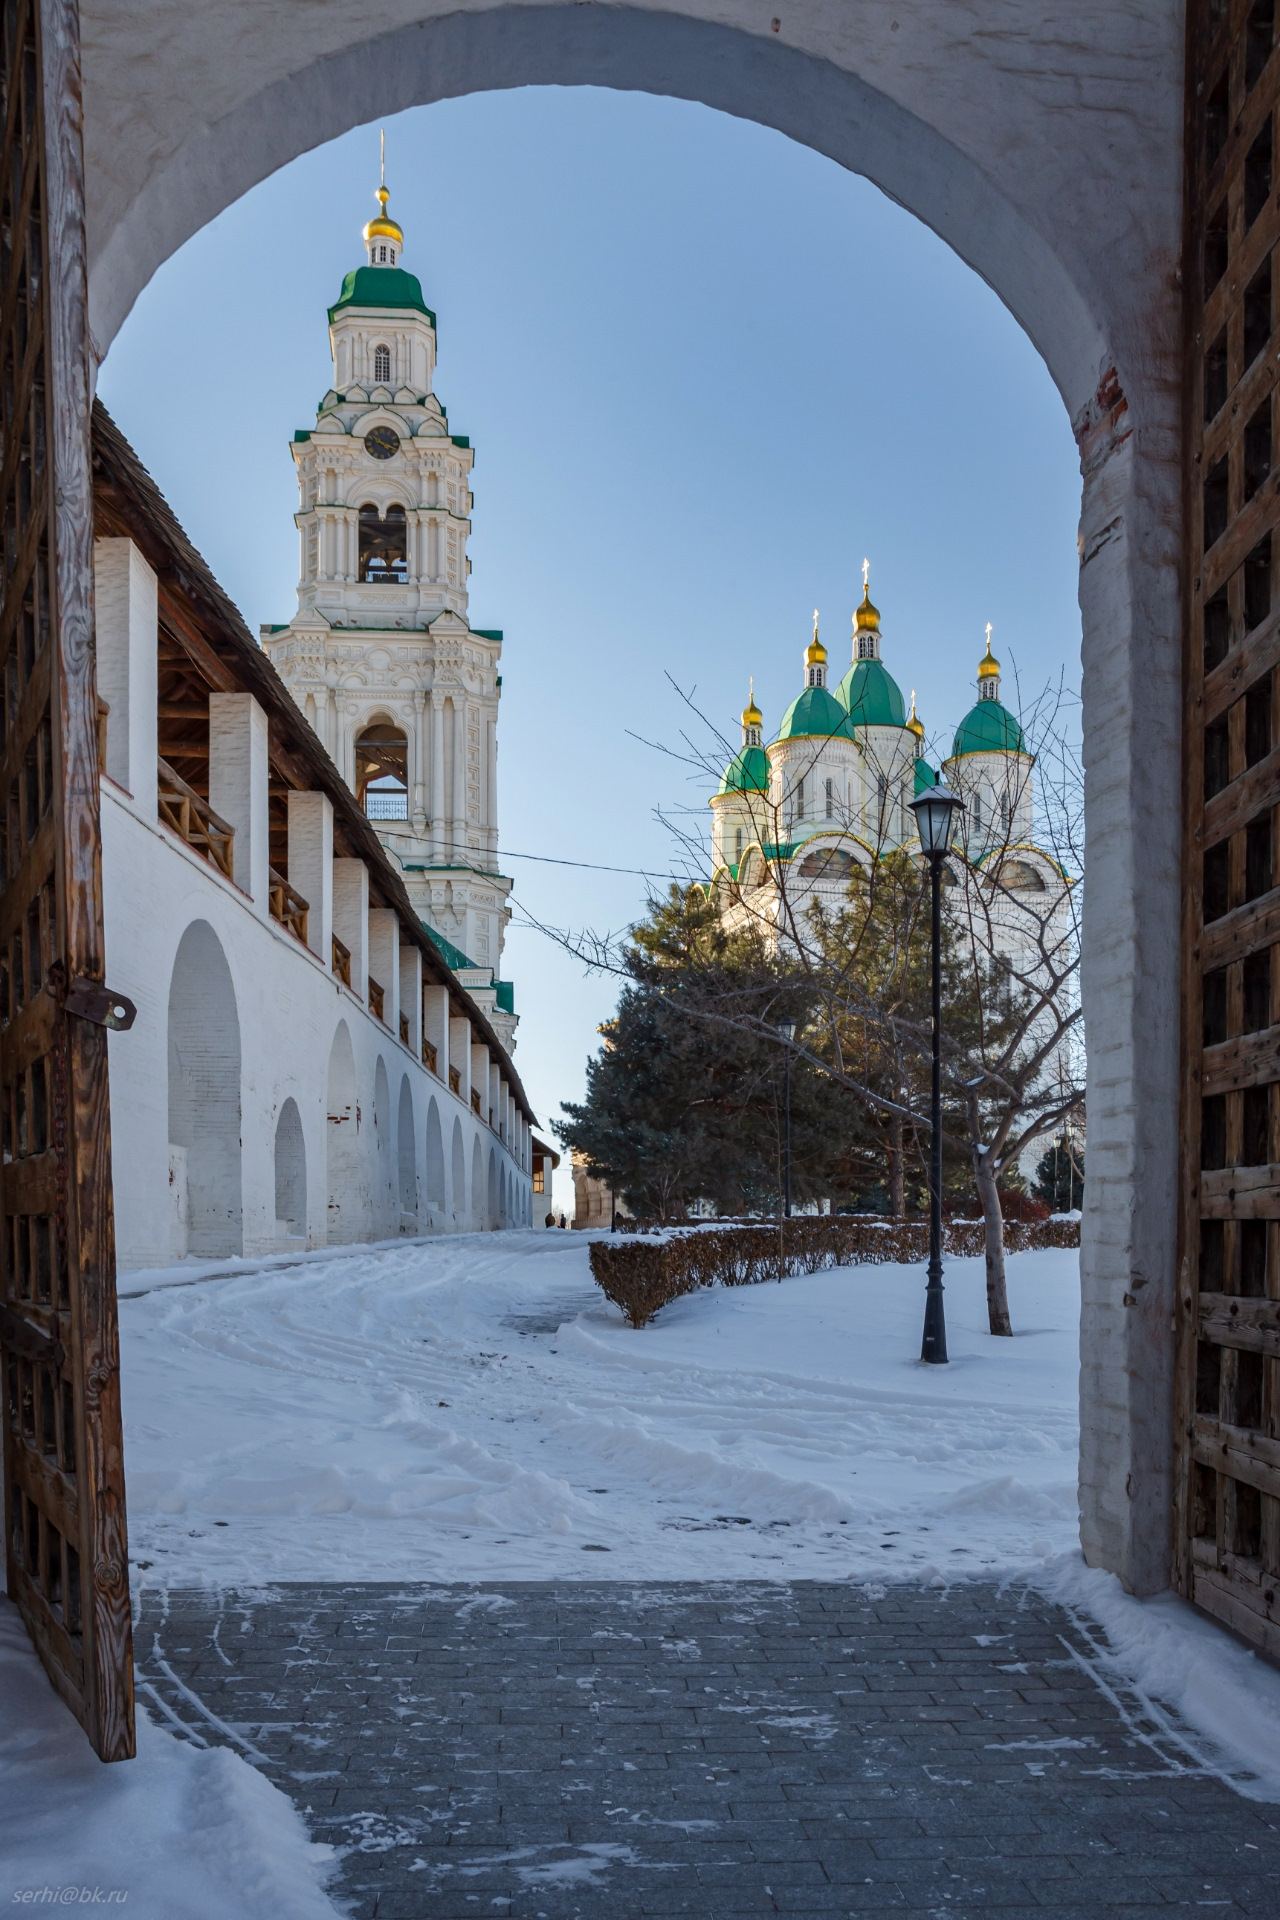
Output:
[
  {"xmin": 397, "ymin": 1074, "xmax": 417, "ymax": 1230},
  {"xmin": 452, "ymin": 1117, "xmax": 467, "ymax": 1225},
  {"xmin": 356, "ymin": 719, "xmax": 409, "ymax": 822},
  {"xmin": 167, "ymin": 920, "xmax": 242, "ymax": 1259},
  {"xmin": 325, "ymin": 1021, "xmax": 363, "ymax": 1245},
  {"xmin": 471, "ymin": 1134, "xmax": 484, "ymax": 1233},
  {"xmin": 426, "ymin": 1097, "xmax": 446, "ymax": 1216},
  {"xmin": 274, "ymin": 1097, "xmax": 306, "ymax": 1244}
]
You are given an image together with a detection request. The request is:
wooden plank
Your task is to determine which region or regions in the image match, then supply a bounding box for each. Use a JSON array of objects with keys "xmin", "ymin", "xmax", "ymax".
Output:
[
  {"xmin": 1193, "ymin": 1564, "xmax": 1280, "ymax": 1659},
  {"xmin": 1202, "ymin": 735, "xmax": 1280, "ymax": 844},
  {"xmin": 1193, "ymin": 1413, "xmax": 1280, "ymax": 1497},
  {"xmin": 1203, "ymin": 600, "xmax": 1280, "ymax": 726},
  {"xmin": 1201, "ymin": 1020, "xmax": 1280, "ymax": 1092},
  {"xmin": 2, "ymin": 1148, "xmax": 59, "ymax": 1216},
  {"xmin": 1199, "ymin": 1291, "xmax": 1280, "ymax": 1355},
  {"xmin": 1200, "ymin": 881, "xmax": 1280, "ymax": 967},
  {"xmin": 1199, "ymin": 1162, "xmax": 1280, "ymax": 1215},
  {"xmin": 1200, "ymin": 472, "xmax": 1280, "ymax": 607}
]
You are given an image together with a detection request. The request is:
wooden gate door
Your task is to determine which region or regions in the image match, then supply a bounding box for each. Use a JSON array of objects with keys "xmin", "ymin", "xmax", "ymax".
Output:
[
  {"xmin": 1178, "ymin": 0, "xmax": 1280, "ymax": 1657},
  {"xmin": 0, "ymin": 0, "xmax": 134, "ymax": 1757}
]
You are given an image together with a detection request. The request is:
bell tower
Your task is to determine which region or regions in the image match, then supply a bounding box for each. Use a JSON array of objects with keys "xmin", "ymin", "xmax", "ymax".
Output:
[{"xmin": 263, "ymin": 160, "xmax": 517, "ymax": 1048}]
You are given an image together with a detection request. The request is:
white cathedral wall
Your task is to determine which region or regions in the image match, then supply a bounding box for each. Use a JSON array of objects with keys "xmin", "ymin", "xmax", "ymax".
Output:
[{"xmin": 99, "ymin": 781, "xmax": 530, "ymax": 1269}]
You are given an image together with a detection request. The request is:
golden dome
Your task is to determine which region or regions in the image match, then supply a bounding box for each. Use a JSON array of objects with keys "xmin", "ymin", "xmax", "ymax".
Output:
[
  {"xmin": 906, "ymin": 689, "xmax": 924, "ymax": 739},
  {"xmin": 854, "ymin": 582, "xmax": 881, "ymax": 632},
  {"xmin": 806, "ymin": 609, "xmax": 827, "ymax": 667},
  {"xmin": 977, "ymin": 627, "xmax": 1000, "ymax": 679},
  {"xmin": 363, "ymin": 184, "xmax": 404, "ymax": 248},
  {"xmin": 742, "ymin": 678, "xmax": 763, "ymax": 729}
]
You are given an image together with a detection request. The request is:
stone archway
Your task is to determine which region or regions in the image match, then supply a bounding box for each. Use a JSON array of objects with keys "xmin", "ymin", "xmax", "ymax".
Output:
[
  {"xmin": 326, "ymin": 1022, "xmax": 363, "ymax": 1244},
  {"xmin": 77, "ymin": 1, "xmax": 1186, "ymax": 1596},
  {"xmin": 397, "ymin": 1075, "xmax": 417, "ymax": 1230},
  {"xmin": 274, "ymin": 1098, "xmax": 307, "ymax": 1246}
]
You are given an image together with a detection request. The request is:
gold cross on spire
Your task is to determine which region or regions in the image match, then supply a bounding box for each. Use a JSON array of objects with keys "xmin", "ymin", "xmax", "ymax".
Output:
[
  {"xmin": 380, "ymin": 127, "xmax": 386, "ymax": 186},
  {"xmin": 862, "ymin": 557, "xmax": 870, "ymax": 590}
]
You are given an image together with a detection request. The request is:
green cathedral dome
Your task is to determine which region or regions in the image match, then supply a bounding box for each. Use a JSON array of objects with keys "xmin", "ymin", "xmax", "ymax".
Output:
[
  {"xmin": 776, "ymin": 685, "xmax": 854, "ymax": 741},
  {"xmin": 950, "ymin": 699, "xmax": 1027, "ymax": 758},
  {"xmin": 717, "ymin": 744, "xmax": 770, "ymax": 795},
  {"xmin": 329, "ymin": 266, "xmax": 435, "ymax": 325},
  {"xmin": 835, "ymin": 658, "xmax": 908, "ymax": 728},
  {"xmin": 913, "ymin": 757, "xmax": 938, "ymax": 795}
]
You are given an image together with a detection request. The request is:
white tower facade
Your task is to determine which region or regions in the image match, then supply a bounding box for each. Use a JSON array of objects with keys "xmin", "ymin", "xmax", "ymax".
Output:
[{"xmin": 264, "ymin": 177, "xmax": 516, "ymax": 1048}]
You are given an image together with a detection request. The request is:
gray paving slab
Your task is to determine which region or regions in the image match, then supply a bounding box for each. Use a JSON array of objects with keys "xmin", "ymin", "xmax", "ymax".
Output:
[{"xmin": 131, "ymin": 1580, "xmax": 1280, "ymax": 1919}]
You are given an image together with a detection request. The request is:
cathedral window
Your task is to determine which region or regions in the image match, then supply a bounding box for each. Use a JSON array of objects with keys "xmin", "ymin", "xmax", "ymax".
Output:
[
  {"xmin": 973, "ymin": 791, "xmax": 983, "ymax": 832},
  {"xmin": 356, "ymin": 722, "xmax": 409, "ymax": 820},
  {"xmin": 374, "ymin": 344, "xmax": 391, "ymax": 384},
  {"xmin": 1001, "ymin": 793, "xmax": 1011, "ymax": 836},
  {"xmin": 825, "ymin": 777, "xmax": 834, "ymax": 819},
  {"xmin": 795, "ymin": 776, "xmax": 805, "ymax": 821},
  {"xmin": 734, "ymin": 826, "xmax": 744, "ymax": 863},
  {"xmin": 358, "ymin": 502, "xmax": 408, "ymax": 583}
]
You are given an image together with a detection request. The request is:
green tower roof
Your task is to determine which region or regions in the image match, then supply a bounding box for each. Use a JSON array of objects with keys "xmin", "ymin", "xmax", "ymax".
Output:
[
  {"xmin": 950, "ymin": 698, "xmax": 1027, "ymax": 758},
  {"xmin": 329, "ymin": 266, "xmax": 435, "ymax": 325},
  {"xmin": 913, "ymin": 757, "xmax": 939, "ymax": 795},
  {"xmin": 835, "ymin": 658, "xmax": 907, "ymax": 729},
  {"xmin": 717, "ymin": 743, "xmax": 771, "ymax": 795},
  {"xmin": 776, "ymin": 685, "xmax": 854, "ymax": 742}
]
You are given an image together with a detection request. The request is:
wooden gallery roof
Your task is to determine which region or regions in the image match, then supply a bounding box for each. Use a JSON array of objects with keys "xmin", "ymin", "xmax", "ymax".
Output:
[{"xmin": 90, "ymin": 400, "xmax": 536, "ymax": 1127}]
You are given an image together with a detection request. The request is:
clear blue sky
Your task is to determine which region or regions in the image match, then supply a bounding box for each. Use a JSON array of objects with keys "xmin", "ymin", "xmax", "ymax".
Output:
[{"xmin": 98, "ymin": 87, "xmax": 1081, "ymax": 1200}]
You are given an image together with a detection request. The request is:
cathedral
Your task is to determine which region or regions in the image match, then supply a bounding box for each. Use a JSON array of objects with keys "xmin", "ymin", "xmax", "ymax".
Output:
[
  {"xmin": 708, "ymin": 575, "xmax": 1070, "ymax": 950},
  {"xmin": 264, "ymin": 173, "xmax": 516, "ymax": 1051}
]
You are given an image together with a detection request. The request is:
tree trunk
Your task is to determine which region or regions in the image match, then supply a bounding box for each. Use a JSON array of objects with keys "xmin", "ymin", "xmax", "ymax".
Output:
[
  {"xmin": 974, "ymin": 1152, "xmax": 1012, "ymax": 1336},
  {"xmin": 888, "ymin": 1110, "xmax": 904, "ymax": 1217}
]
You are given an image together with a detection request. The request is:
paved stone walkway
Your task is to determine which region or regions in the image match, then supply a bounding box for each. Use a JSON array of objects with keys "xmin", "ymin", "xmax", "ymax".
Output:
[{"xmin": 133, "ymin": 1581, "xmax": 1280, "ymax": 1918}]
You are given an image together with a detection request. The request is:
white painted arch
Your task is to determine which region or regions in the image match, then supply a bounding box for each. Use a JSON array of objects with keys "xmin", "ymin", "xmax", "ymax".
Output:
[{"xmin": 81, "ymin": 0, "xmax": 1185, "ymax": 1595}]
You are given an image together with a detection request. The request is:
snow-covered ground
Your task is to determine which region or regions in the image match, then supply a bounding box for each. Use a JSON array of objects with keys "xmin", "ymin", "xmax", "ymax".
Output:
[
  {"xmin": 7, "ymin": 1229, "xmax": 1280, "ymax": 1920},
  {"xmin": 0, "ymin": 1601, "xmax": 337, "ymax": 1917},
  {"xmin": 117, "ymin": 1230, "xmax": 1081, "ymax": 1584}
]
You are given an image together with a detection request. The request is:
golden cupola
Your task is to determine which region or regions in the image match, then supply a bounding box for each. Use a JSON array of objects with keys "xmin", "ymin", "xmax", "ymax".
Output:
[
  {"xmin": 906, "ymin": 689, "xmax": 925, "ymax": 743},
  {"xmin": 364, "ymin": 139, "xmax": 404, "ymax": 264},
  {"xmin": 742, "ymin": 679, "xmax": 764, "ymax": 745},
  {"xmin": 805, "ymin": 610, "xmax": 828, "ymax": 687},
  {"xmin": 977, "ymin": 625, "xmax": 1001, "ymax": 700}
]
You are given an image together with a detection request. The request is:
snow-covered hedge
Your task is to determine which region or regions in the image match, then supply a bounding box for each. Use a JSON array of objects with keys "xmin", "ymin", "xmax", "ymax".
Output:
[{"xmin": 589, "ymin": 1215, "xmax": 1081, "ymax": 1328}]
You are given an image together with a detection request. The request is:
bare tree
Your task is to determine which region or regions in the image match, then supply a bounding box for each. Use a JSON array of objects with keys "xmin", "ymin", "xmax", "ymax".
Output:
[{"xmin": 521, "ymin": 671, "xmax": 1085, "ymax": 1334}]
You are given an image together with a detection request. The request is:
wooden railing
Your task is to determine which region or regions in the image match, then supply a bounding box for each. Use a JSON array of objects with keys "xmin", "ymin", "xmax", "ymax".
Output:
[
  {"xmin": 449, "ymin": 1065, "xmax": 461, "ymax": 1095},
  {"xmin": 470, "ymin": 1087, "xmax": 481, "ymax": 1115},
  {"xmin": 368, "ymin": 976, "xmax": 385, "ymax": 1021},
  {"xmin": 399, "ymin": 1010, "xmax": 409, "ymax": 1046},
  {"xmin": 157, "ymin": 756, "xmax": 234, "ymax": 879},
  {"xmin": 423, "ymin": 1038, "xmax": 438, "ymax": 1074},
  {"xmin": 268, "ymin": 868, "xmax": 309, "ymax": 945},
  {"xmin": 331, "ymin": 933, "xmax": 351, "ymax": 986}
]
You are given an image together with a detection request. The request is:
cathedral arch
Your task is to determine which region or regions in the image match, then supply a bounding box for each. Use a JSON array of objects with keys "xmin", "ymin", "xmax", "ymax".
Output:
[
  {"xmin": 452, "ymin": 1117, "xmax": 467, "ymax": 1223},
  {"xmin": 274, "ymin": 1098, "xmax": 306, "ymax": 1244},
  {"xmin": 397, "ymin": 1074, "xmax": 417, "ymax": 1228},
  {"xmin": 325, "ymin": 1021, "xmax": 363, "ymax": 1244},
  {"xmin": 426, "ymin": 1097, "xmax": 446, "ymax": 1213},
  {"xmin": 167, "ymin": 920, "xmax": 242, "ymax": 1259}
]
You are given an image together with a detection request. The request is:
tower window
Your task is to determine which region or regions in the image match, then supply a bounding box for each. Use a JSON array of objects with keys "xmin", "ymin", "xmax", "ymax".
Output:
[
  {"xmin": 358, "ymin": 502, "xmax": 408, "ymax": 583},
  {"xmin": 356, "ymin": 723, "xmax": 409, "ymax": 820},
  {"xmin": 825, "ymin": 777, "xmax": 834, "ymax": 819},
  {"xmin": 795, "ymin": 776, "xmax": 805, "ymax": 821},
  {"xmin": 734, "ymin": 827, "xmax": 744, "ymax": 862},
  {"xmin": 374, "ymin": 345, "xmax": 391, "ymax": 384}
]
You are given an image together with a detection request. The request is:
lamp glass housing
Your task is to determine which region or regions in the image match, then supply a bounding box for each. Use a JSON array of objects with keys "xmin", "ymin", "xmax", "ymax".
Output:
[
  {"xmin": 778, "ymin": 1019, "xmax": 797, "ymax": 1044},
  {"xmin": 909, "ymin": 783, "xmax": 963, "ymax": 856}
]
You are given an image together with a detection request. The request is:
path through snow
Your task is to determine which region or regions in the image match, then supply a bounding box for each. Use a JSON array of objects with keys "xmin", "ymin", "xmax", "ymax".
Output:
[{"xmin": 119, "ymin": 1231, "xmax": 1080, "ymax": 1585}]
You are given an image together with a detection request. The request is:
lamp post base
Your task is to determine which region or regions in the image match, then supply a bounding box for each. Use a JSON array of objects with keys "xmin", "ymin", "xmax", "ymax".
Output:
[{"xmin": 921, "ymin": 1258, "xmax": 948, "ymax": 1364}]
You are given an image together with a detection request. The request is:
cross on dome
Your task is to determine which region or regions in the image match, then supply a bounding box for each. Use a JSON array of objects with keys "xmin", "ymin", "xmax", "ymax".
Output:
[{"xmin": 363, "ymin": 131, "xmax": 404, "ymax": 265}]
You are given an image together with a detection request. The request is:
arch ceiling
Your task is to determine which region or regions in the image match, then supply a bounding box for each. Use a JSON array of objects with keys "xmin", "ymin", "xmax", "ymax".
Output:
[{"xmin": 81, "ymin": 0, "xmax": 1179, "ymax": 420}]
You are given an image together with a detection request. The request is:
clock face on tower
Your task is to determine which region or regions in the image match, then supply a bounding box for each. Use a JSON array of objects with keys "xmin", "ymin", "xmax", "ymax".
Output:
[{"xmin": 364, "ymin": 425, "xmax": 401, "ymax": 460}]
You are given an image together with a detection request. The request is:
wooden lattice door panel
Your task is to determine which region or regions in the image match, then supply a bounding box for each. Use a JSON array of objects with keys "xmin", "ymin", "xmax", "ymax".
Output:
[
  {"xmin": 0, "ymin": 0, "xmax": 133, "ymax": 1757},
  {"xmin": 1178, "ymin": 0, "xmax": 1280, "ymax": 1657}
]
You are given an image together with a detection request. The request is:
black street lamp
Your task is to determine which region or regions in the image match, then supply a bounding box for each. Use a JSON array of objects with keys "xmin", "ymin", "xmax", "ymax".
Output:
[
  {"xmin": 908, "ymin": 781, "xmax": 965, "ymax": 1365},
  {"xmin": 778, "ymin": 1017, "xmax": 797, "ymax": 1219}
]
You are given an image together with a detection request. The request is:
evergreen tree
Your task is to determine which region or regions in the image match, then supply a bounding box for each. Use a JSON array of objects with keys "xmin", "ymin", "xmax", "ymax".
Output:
[
  {"xmin": 559, "ymin": 886, "xmax": 873, "ymax": 1220},
  {"xmin": 1033, "ymin": 1134, "xmax": 1085, "ymax": 1212}
]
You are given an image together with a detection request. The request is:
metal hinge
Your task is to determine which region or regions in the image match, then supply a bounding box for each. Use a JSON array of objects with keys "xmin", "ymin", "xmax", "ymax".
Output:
[{"xmin": 48, "ymin": 962, "xmax": 137, "ymax": 1030}]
